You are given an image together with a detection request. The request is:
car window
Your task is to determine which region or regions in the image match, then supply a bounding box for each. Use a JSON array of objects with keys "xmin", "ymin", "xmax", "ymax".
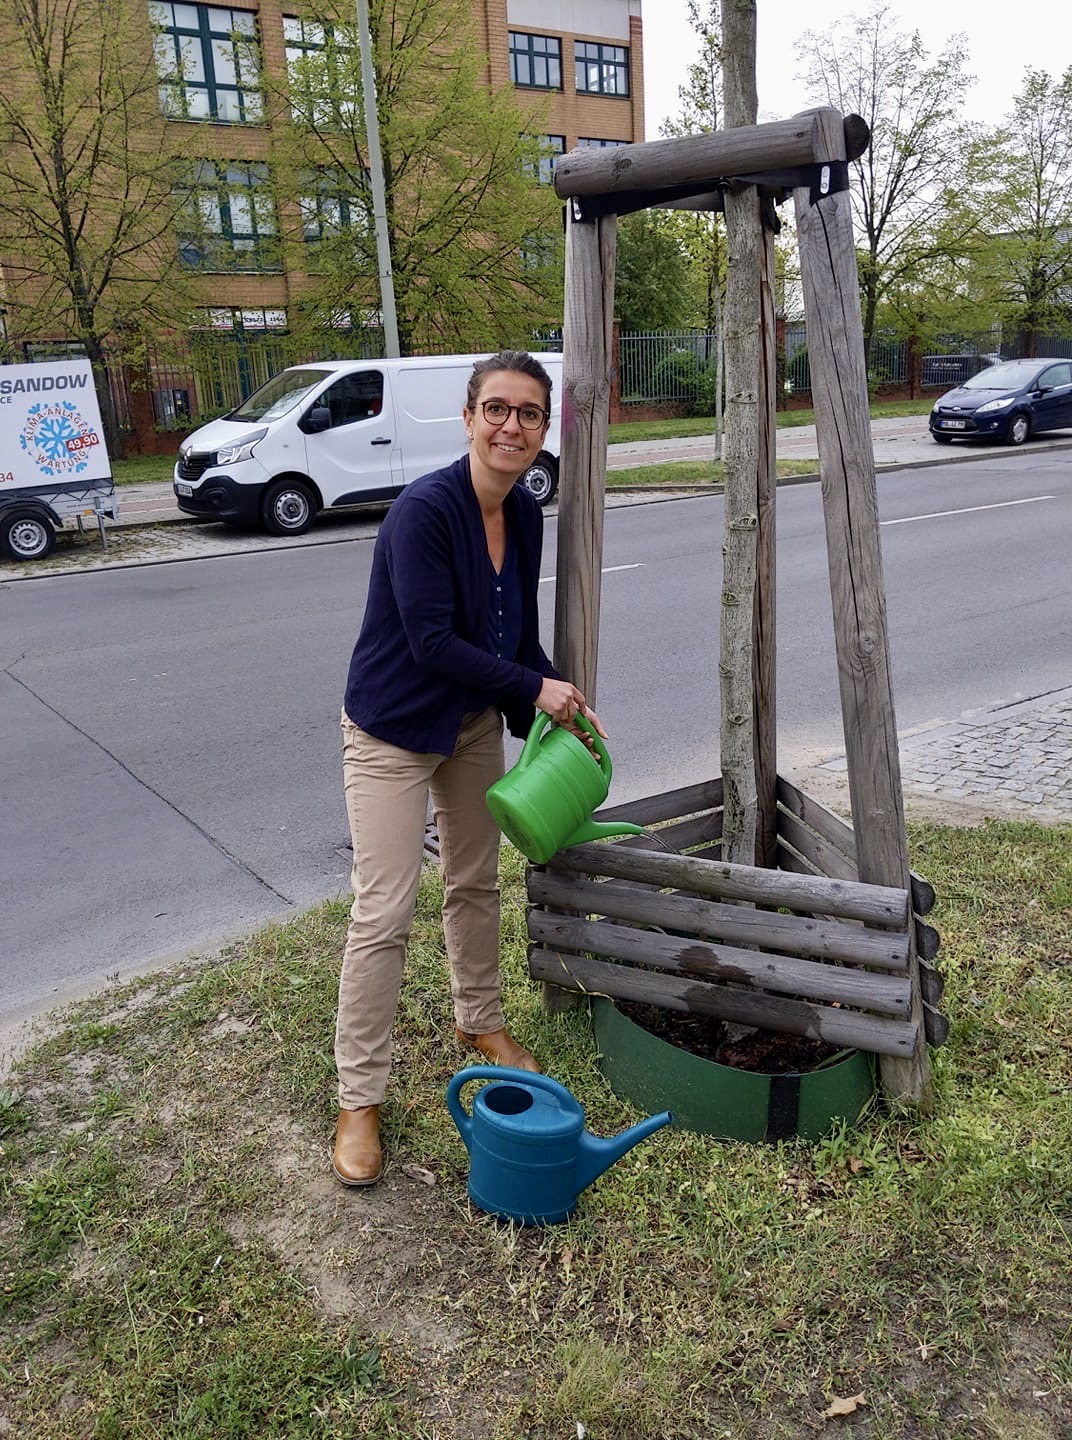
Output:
[
  {"xmin": 961, "ymin": 360, "xmax": 1040, "ymax": 391},
  {"xmin": 1038, "ymin": 363, "xmax": 1072, "ymax": 389},
  {"xmin": 318, "ymin": 371, "xmax": 385, "ymax": 427}
]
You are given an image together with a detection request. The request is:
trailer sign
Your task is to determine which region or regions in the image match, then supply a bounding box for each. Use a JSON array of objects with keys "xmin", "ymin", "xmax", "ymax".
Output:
[{"xmin": 3, "ymin": 360, "xmax": 111, "ymax": 487}]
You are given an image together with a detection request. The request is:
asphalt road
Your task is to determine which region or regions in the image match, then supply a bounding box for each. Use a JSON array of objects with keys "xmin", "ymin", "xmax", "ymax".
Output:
[{"xmin": 3, "ymin": 448, "xmax": 1070, "ymax": 1031}]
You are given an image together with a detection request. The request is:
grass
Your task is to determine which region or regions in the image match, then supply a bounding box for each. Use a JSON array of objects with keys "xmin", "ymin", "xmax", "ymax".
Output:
[
  {"xmin": 2, "ymin": 820, "xmax": 1070, "ymax": 1438},
  {"xmin": 608, "ymin": 457, "xmax": 820, "ymax": 488},
  {"xmin": 606, "ymin": 397, "xmax": 935, "ymax": 445}
]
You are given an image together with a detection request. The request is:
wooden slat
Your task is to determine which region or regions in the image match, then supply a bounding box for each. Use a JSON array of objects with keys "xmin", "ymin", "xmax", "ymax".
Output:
[
  {"xmin": 918, "ymin": 960, "xmax": 945, "ymax": 1007},
  {"xmin": 777, "ymin": 774, "xmax": 937, "ymax": 915},
  {"xmin": 528, "ymin": 949, "xmax": 920, "ymax": 1059},
  {"xmin": 778, "ymin": 809, "xmax": 859, "ymax": 883},
  {"xmin": 528, "ymin": 870, "xmax": 911, "ymax": 971},
  {"xmin": 595, "ymin": 778, "xmax": 724, "ymax": 827},
  {"xmin": 551, "ymin": 841, "xmax": 910, "ymax": 925},
  {"xmin": 777, "ymin": 774, "xmax": 855, "ymax": 856},
  {"xmin": 527, "ymin": 912, "xmax": 913, "ymax": 1017},
  {"xmin": 554, "ymin": 112, "xmax": 852, "ymax": 199},
  {"xmin": 916, "ymin": 922, "xmax": 940, "ymax": 961},
  {"xmin": 923, "ymin": 1002, "xmax": 950, "ymax": 1047}
]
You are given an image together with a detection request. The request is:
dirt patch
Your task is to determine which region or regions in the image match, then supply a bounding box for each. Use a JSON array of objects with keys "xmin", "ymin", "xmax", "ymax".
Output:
[{"xmin": 614, "ymin": 1001, "xmax": 841, "ymax": 1072}]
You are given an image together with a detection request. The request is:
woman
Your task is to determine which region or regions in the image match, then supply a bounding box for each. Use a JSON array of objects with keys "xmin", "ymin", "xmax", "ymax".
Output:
[{"xmin": 333, "ymin": 350, "xmax": 604, "ymax": 1187}]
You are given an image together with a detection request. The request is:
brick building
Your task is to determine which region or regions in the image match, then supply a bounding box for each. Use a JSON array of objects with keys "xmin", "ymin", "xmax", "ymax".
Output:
[{"xmin": 0, "ymin": 0, "xmax": 644, "ymax": 443}]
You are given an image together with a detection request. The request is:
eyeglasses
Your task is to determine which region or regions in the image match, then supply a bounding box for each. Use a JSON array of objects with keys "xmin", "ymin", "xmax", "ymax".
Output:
[{"xmin": 479, "ymin": 400, "xmax": 550, "ymax": 430}]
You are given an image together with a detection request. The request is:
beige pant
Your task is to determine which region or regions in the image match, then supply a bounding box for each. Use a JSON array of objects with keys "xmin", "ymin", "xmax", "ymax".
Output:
[{"xmin": 336, "ymin": 707, "xmax": 506, "ymax": 1109}]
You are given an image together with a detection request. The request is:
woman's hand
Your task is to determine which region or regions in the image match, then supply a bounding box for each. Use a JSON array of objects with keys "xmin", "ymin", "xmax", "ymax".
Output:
[
  {"xmin": 535, "ymin": 680, "xmax": 609, "ymax": 750},
  {"xmin": 535, "ymin": 677, "xmax": 587, "ymax": 725}
]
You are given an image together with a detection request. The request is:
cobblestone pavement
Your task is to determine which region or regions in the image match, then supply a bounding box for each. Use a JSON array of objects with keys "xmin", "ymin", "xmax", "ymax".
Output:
[
  {"xmin": 897, "ymin": 688, "xmax": 1072, "ymax": 817},
  {"xmin": 817, "ymin": 687, "xmax": 1072, "ymax": 822}
]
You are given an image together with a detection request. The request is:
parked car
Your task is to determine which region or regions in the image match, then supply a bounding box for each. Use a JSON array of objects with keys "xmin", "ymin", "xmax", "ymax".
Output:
[
  {"xmin": 929, "ymin": 358, "xmax": 1072, "ymax": 446},
  {"xmin": 921, "ymin": 352, "xmax": 1000, "ymax": 387}
]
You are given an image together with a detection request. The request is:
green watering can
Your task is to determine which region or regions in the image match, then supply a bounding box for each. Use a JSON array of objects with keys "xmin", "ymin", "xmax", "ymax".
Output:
[{"xmin": 486, "ymin": 711, "xmax": 644, "ymax": 864}]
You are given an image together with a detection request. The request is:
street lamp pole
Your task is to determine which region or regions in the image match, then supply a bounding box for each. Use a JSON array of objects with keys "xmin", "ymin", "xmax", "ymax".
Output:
[{"xmin": 356, "ymin": 0, "xmax": 400, "ymax": 356}]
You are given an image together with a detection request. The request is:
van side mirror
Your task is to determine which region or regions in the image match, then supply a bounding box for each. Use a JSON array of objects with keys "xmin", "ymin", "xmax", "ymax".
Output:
[{"xmin": 304, "ymin": 405, "xmax": 331, "ymax": 433}]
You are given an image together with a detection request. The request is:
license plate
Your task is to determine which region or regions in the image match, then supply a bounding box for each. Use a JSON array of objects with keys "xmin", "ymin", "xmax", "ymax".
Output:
[
  {"xmin": 941, "ymin": 419, "xmax": 967, "ymax": 430},
  {"xmin": 176, "ymin": 482, "xmax": 193, "ymax": 497}
]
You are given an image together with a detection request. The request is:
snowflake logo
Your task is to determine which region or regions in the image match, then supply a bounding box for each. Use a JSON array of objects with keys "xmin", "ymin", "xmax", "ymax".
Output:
[{"xmin": 19, "ymin": 401, "xmax": 94, "ymax": 477}]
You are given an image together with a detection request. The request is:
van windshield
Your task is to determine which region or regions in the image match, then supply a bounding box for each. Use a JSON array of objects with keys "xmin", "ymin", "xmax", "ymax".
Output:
[{"xmin": 229, "ymin": 369, "xmax": 332, "ymax": 423}]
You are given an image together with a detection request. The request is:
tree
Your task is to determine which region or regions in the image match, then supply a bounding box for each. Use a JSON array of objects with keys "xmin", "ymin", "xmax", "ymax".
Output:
[
  {"xmin": 980, "ymin": 68, "xmax": 1072, "ymax": 353},
  {"xmin": 613, "ymin": 210, "xmax": 693, "ymax": 332},
  {"xmin": 661, "ymin": 1, "xmax": 725, "ymax": 441},
  {"xmin": 796, "ymin": 2, "xmax": 977, "ymax": 362},
  {"xmin": 0, "ymin": 0, "xmax": 197, "ymax": 450},
  {"xmin": 268, "ymin": 0, "xmax": 563, "ymax": 355}
]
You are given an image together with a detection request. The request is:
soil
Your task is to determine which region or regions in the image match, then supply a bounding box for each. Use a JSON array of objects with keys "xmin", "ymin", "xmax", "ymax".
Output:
[{"xmin": 615, "ymin": 1000, "xmax": 842, "ymax": 1073}]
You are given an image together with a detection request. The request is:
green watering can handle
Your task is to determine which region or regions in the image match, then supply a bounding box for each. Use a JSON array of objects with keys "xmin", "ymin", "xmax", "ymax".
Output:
[{"xmin": 518, "ymin": 708, "xmax": 612, "ymax": 783}]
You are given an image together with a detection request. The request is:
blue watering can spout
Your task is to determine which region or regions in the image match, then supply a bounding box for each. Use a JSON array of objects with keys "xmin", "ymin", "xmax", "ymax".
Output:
[{"xmin": 573, "ymin": 1109, "xmax": 674, "ymax": 1194}]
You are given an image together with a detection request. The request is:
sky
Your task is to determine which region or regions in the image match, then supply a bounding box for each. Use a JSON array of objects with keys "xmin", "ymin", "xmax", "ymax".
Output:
[{"xmin": 641, "ymin": 0, "xmax": 1072, "ymax": 140}]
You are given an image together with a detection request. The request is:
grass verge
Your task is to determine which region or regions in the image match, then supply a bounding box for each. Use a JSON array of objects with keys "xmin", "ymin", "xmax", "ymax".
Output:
[
  {"xmin": 1, "ymin": 820, "xmax": 1070, "ymax": 1438},
  {"xmin": 606, "ymin": 398, "xmax": 934, "ymax": 445},
  {"xmin": 608, "ymin": 458, "xmax": 819, "ymax": 488}
]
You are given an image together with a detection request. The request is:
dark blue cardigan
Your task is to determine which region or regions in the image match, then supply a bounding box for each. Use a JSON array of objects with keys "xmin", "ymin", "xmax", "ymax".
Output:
[{"xmin": 343, "ymin": 454, "xmax": 558, "ymax": 755}]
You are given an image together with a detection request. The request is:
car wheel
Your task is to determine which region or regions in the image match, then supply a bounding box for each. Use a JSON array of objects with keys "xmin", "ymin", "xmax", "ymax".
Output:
[
  {"xmin": 261, "ymin": 478, "xmax": 316, "ymax": 536},
  {"xmin": 521, "ymin": 451, "xmax": 559, "ymax": 506},
  {"xmin": 1007, "ymin": 413, "xmax": 1030, "ymax": 446},
  {"xmin": 0, "ymin": 510, "xmax": 56, "ymax": 561},
  {"xmin": 931, "ymin": 432, "xmax": 953, "ymax": 445}
]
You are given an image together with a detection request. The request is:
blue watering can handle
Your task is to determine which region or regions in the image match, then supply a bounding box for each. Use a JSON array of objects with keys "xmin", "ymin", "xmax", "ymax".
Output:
[{"xmin": 446, "ymin": 1065, "xmax": 578, "ymax": 1149}]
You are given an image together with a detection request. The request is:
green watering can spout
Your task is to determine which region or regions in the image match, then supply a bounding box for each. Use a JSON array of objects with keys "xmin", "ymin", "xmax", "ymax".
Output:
[{"xmin": 565, "ymin": 817, "xmax": 645, "ymax": 849}]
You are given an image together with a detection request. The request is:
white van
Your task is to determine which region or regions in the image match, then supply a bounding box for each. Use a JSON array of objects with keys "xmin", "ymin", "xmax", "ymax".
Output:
[{"xmin": 174, "ymin": 351, "xmax": 563, "ymax": 535}]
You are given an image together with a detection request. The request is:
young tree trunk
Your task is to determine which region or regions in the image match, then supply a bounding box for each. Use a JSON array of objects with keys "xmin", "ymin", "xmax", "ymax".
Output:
[{"xmin": 718, "ymin": 0, "xmax": 760, "ymax": 864}]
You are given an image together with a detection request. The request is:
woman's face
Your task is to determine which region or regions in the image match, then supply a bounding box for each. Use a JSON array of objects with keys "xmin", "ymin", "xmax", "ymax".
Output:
[{"xmin": 464, "ymin": 369, "xmax": 549, "ymax": 486}]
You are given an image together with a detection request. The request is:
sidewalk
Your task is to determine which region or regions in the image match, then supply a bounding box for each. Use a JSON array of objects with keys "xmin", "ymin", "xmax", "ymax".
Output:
[{"xmin": 108, "ymin": 415, "xmax": 1072, "ymax": 527}]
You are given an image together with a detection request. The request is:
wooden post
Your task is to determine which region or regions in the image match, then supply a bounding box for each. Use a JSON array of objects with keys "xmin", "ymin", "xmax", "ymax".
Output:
[
  {"xmin": 542, "ymin": 202, "xmax": 617, "ymax": 1014},
  {"xmin": 753, "ymin": 220, "xmax": 778, "ymax": 866},
  {"xmin": 792, "ymin": 107, "xmax": 932, "ymax": 1106},
  {"xmin": 553, "ymin": 202, "xmax": 617, "ymax": 702}
]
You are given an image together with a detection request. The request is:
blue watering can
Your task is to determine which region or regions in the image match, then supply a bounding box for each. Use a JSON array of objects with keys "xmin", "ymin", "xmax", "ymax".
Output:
[{"xmin": 446, "ymin": 1066, "xmax": 673, "ymax": 1226}]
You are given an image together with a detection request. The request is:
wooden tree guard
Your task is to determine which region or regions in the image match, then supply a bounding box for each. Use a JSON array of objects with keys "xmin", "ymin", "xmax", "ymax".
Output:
[{"xmin": 544, "ymin": 109, "xmax": 943, "ymax": 1106}]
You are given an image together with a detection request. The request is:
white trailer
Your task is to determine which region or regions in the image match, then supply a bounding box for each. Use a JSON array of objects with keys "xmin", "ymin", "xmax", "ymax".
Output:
[{"xmin": 0, "ymin": 359, "xmax": 117, "ymax": 561}]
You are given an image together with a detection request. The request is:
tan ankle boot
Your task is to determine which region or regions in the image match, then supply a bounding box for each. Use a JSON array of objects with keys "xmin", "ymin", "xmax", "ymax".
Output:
[
  {"xmin": 333, "ymin": 1106, "xmax": 382, "ymax": 1187},
  {"xmin": 456, "ymin": 1026, "xmax": 541, "ymax": 1073}
]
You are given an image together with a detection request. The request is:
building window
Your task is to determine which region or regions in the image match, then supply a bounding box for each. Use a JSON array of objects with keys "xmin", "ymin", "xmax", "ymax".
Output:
[
  {"xmin": 299, "ymin": 169, "xmax": 368, "ymax": 269},
  {"xmin": 283, "ymin": 16, "xmax": 357, "ymax": 127},
  {"xmin": 523, "ymin": 135, "xmax": 564, "ymax": 185},
  {"xmin": 510, "ymin": 32, "xmax": 562, "ymax": 91},
  {"xmin": 575, "ymin": 41, "xmax": 629, "ymax": 97},
  {"xmin": 578, "ymin": 138, "xmax": 628, "ymax": 148},
  {"xmin": 150, "ymin": 3, "xmax": 263, "ymax": 123},
  {"xmin": 178, "ymin": 161, "xmax": 280, "ymax": 271}
]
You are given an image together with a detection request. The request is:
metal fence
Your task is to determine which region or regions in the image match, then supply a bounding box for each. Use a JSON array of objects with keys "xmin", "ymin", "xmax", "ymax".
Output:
[
  {"xmin": 620, "ymin": 325, "xmax": 1072, "ymax": 405},
  {"xmin": 618, "ymin": 330, "xmax": 720, "ymax": 405},
  {"xmin": 55, "ymin": 321, "xmax": 1072, "ymax": 445}
]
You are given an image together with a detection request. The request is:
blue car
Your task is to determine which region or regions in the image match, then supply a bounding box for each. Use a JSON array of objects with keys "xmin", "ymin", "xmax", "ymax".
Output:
[{"xmin": 929, "ymin": 357, "xmax": 1072, "ymax": 446}]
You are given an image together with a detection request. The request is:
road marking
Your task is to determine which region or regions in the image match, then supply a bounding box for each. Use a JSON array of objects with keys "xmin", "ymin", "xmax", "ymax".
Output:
[
  {"xmin": 881, "ymin": 495, "xmax": 1055, "ymax": 526},
  {"xmin": 540, "ymin": 563, "xmax": 644, "ymax": 584}
]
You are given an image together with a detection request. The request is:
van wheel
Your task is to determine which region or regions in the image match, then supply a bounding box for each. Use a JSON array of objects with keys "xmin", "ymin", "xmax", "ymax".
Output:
[
  {"xmin": 1, "ymin": 510, "xmax": 56, "ymax": 561},
  {"xmin": 261, "ymin": 479, "xmax": 315, "ymax": 536},
  {"xmin": 522, "ymin": 452, "xmax": 559, "ymax": 506}
]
